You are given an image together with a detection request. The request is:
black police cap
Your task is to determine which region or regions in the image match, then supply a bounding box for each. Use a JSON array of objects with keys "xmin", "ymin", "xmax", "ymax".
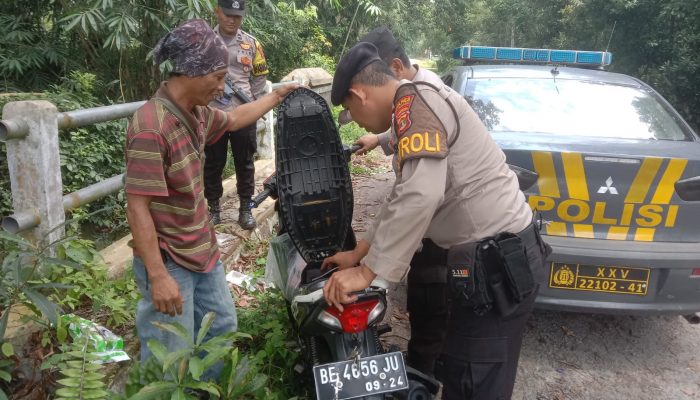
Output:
[
  {"xmin": 331, "ymin": 42, "xmax": 382, "ymax": 106},
  {"xmin": 218, "ymin": 0, "xmax": 245, "ymax": 16},
  {"xmin": 359, "ymin": 26, "xmax": 403, "ymax": 63}
]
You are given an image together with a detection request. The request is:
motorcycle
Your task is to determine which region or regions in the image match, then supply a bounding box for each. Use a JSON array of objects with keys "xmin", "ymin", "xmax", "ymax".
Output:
[{"xmin": 250, "ymin": 88, "xmax": 439, "ymax": 400}]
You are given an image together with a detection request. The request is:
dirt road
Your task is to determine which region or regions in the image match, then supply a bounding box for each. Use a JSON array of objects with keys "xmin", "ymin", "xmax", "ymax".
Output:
[{"xmin": 351, "ymin": 168, "xmax": 700, "ymax": 400}]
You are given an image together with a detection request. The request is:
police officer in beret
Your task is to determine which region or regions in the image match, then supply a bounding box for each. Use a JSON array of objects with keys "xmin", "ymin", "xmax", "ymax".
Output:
[
  {"xmin": 351, "ymin": 27, "xmax": 444, "ymax": 157},
  {"xmin": 322, "ymin": 42, "xmax": 549, "ymax": 399},
  {"xmin": 329, "ymin": 27, "xmax": 451, "ymax": 378},
  {"xmin": 205, "ymin": 0, "xmax": 270, "ymax": 229}
]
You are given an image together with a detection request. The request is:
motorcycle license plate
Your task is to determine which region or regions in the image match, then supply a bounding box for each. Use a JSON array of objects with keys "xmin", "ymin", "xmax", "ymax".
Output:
[{"xmin": 312, "ymin": 351, "xmax": 409, "ymax": 400}]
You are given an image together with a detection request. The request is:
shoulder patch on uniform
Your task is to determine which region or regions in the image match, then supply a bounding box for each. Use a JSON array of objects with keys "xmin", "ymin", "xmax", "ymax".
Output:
[
  {"xmin": 393, "ymin": 83, "xmax": 448, "ymax": 168},
  {"xmin": 252, "ymin": 40, "xmax": 269, "ymax": 76},
  {"xmin": 394, "ymin": 93, "xmax": 415, "ymax": 134}
]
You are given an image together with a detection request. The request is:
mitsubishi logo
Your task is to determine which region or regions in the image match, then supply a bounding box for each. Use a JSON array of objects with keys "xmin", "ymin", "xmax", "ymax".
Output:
[{"xmin": 597, "ymin": 177, "xmax": 618, "ymax": 194}]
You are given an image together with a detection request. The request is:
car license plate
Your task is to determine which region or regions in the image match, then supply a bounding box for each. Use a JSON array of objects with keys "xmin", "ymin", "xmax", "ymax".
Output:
[
  {"xmin": 549, "ymin": 263, "xmax": 650, "ymax": 295},
  {"xmin": 312, "ymin": 351, "xmax": 409, "ymax": 400}
]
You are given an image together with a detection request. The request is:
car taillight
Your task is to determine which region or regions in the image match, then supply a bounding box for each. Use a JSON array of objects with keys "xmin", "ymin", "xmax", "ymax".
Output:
[
  {"xmin": 318, "ymin": 299, "xmax": 385, "ymax": 333},
  {"xmin": 691, "ymin": 268, "xmax": 700, "ymax": 277}
]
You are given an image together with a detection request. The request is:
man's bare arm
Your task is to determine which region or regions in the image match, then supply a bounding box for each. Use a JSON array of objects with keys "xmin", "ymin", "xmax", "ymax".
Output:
[
  {"xmin": 126, "ymin": 193, "xmax": 183, "ymax": 316},
  {"xmin": 226, "ymin": 83, "xmax": 300, "ymax": 131}
]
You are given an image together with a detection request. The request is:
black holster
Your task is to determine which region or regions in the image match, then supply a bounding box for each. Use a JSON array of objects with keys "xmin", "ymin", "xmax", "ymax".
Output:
[
  {"xmin": 447, "ymin": 223, "xmax": 541, "ymax": 318},
  {"xmin": 479, "ymin": 234, "xmax": 533, "ymax": 318},
  {"xmin": 446, "ymin": 242, "xmax": 492, "ymax": 315}
]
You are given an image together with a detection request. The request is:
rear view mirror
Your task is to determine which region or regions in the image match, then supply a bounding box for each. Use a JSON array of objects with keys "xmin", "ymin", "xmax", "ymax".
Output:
[
  {"xmin": 674, "ymin": 176, "xmax": 700, "ymax": 201},
  {"xmin": 508, "ymin": 164, "xmax": 539, "ymax": 191}
]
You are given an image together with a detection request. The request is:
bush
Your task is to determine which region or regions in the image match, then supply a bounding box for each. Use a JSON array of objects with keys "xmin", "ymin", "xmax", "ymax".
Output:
[{"xmin": 247, "ymin": 2, "xmax": 335, "ymax": 81}]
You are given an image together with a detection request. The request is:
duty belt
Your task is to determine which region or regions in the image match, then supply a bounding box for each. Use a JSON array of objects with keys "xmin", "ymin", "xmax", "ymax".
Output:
[{"xmin": 445, "ymin": 222, "xmax": 546, "ymax": 317}]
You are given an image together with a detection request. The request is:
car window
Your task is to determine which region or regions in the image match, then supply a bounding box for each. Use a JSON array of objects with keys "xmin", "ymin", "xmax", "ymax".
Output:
[{"xmin": 465, "ymin": 78, "xmax": 691, "ymax": 141}]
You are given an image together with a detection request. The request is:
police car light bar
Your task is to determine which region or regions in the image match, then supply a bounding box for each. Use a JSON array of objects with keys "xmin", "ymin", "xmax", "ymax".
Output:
[{"xmin": 452, "ymin": 46, "xmax": 613, "ymax": 67}]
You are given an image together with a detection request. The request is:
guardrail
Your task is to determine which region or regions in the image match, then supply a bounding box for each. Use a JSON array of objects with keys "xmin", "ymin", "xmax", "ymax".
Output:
[{"xmin": 1, "ymin": 72, "xmax": 332, "ymax": 246}]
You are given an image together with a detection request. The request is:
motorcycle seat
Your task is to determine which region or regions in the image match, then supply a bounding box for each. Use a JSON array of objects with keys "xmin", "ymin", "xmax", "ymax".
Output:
[{"xmin": 275, "ymin": 88, "xmax": 354, "ymax": 264}]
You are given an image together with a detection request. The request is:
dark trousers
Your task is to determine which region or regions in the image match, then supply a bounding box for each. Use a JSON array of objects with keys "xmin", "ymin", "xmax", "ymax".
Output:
[
  {"xmin": 406, "ymin": 241, "xmax": 449, "ymax": 377},
  {"xmin": 437, "ymin": 290, "xmax": 537, "ymax": 400},
  {"xmin": 203, "ymin": 124, "xmax": 257, "ymax": 201},
  {"xmin": 409, "ymin": 224, "xmax": 547, "ymax": 400}
]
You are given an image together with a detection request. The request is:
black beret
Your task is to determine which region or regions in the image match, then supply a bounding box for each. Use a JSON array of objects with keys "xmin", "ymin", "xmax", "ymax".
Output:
[
  {"xmin": 331, "ymin": 42, "xmax": 382, "ymax": 106},
  {"xmin": 359, "ymin": 26, "xmax": 402, "ymax": 63}
]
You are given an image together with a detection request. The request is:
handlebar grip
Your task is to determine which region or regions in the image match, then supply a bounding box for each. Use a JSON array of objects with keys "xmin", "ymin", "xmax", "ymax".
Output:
[
  {"xmin": 343, "ymin": 144, "xmax": 363, "ymax": 162},
  {"xmin": 250, "ymin": 188, "xmax": 272, "ymax": 208}
]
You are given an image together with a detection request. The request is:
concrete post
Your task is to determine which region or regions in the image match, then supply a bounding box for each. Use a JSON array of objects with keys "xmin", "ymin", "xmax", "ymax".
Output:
[
  {"xmin": 3, "ymin": 101, "xmax": 64, "ymax": 246},
  {"xmin": 257, "ymin": 80, "xmax": 275, "ymax": 161},
  {"xmin": 281, "ymin": 67, "xmax": 333, "ymax": 105}
]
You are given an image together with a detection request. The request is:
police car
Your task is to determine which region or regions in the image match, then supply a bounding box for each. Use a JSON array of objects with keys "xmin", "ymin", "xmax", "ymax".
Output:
[{"xmin": 444, "ymin": 46, "xmax": 700, "ymax": 319}]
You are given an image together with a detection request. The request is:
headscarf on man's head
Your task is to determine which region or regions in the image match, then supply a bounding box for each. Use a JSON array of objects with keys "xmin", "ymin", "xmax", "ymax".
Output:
[{"xmin": 153, "ymin": 19, "xmax": 229, "ymax": 77}]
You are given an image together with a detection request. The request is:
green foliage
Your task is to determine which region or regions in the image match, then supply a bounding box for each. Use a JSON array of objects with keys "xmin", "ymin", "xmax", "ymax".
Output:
[
  {"xmin": 0, "ymin": 341, "xmax": 13, "ymax": 400},
  {"xmin": 245, "ymin": 2, "xmax": 335, "ymax": 81},
  {"xmin": 0, "ymin": 13, "xmax": 69, "ymax": 91},
  {"xmin": 48, "ymin": 317, "xmax": 109, "ymax": 400},
  {"xmin": 124, "ymin": 312, "xmax": 267, "ymax": 400},
  {"xmin": 42, "ymin": 238, "xmax": 138, "ymax": 328},
  {"xmin": 0, "ymin": 230, "xmax": 71, "ymax": 335},
  {"xmin": 331, "ymin": 106, "xmax": 367, "ymax": 145},
  {"xmin": 237, "ymin": 288, "xmax": 304, "ymax": 399},
  {"xmin": 309, "ymin": 0, "xmax": 404, "ymax": 59},
  {"xmin": 0, "ymin": 223, "xmax": 135, "ymax": 399},
  {"xmin": 51, "ymin": 0, "xmax": 218, "ymax": 100}
]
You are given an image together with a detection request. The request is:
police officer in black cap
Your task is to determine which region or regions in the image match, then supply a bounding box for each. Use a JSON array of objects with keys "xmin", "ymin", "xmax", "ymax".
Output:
[
  {"xmin": 330, "ymin": 27, "xmax": 450, "ymax": 379},
  {"xmin": 323, "ymin": 42, "xmax": 550, "ymax": 400},
  {"xmin": 205, "ymin": 0, "xmax": 270, "ymax": 229}
]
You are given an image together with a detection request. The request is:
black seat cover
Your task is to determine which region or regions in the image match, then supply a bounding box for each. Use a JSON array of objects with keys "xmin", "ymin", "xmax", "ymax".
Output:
[{"xmin": 275, "ymin": 88, "xmax": 354, "ymax": 264}]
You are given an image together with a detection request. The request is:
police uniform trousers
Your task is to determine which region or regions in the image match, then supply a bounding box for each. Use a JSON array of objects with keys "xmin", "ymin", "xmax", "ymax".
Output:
[
  {"xmin": 406, "ymin": 240, "xmax": 449, "ymax": 376},
  {"xmin": 203, "ymin": 123, "xmax": 257, "ymax": 201},
  {"xmin": 409, "ymin": 224, "xmax": 546, "ymax": 399},
  {"xmin": 436, "ymin": 224, "xmax": 546, "ymax": 400}
]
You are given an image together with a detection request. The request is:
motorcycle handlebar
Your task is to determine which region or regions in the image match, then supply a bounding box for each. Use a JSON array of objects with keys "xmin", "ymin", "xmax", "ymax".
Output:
[
  {"xmin": 250, "ymin": 188, "xmax": 272, "ymax": 209},
  {"xmin": 344, "ymin": 144, "xmax": 362, "ymax": 162}
]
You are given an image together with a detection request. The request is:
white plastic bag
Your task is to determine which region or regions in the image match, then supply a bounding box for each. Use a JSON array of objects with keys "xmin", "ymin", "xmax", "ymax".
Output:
[{"xmin": 264, "ymin": 233, "xmax": 307, "ymax": 301}]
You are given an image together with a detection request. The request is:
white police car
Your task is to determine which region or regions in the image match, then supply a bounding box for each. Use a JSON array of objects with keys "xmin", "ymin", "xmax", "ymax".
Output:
[{"xmin": 443, "ymin": 46, "xmax": 700, "ymax": 320}]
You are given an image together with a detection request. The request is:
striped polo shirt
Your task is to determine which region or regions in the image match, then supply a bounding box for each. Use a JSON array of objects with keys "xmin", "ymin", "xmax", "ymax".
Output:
[{"xmin": 125, "ymin": 82, "xmax": 229, "ymax": 273}]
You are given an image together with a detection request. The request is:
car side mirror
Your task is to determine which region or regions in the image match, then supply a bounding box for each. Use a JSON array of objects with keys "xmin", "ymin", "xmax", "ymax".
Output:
[
  {"xmin": 508, "ymin": 164, "xmax": 539, "ymax": 191},
  {"xmin": 674, "ymin": 176, "xmax": 700, "ymax": 201}
]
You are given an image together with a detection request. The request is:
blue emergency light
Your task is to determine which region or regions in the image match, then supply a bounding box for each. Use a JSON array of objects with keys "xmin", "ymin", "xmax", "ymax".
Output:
[{"xmin": 452, "ymin": 46, "xmax": 613, "ymax": 67}]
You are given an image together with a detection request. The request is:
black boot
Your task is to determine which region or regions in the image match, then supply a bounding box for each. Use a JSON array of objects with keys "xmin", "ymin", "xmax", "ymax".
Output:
[
  {"xmin": 208, "ymin": 199, "xmax": 221, "ymax": 226},
  {"xmin": 238, "ymin": 197, "xmax": 256, "ymax": 230}
]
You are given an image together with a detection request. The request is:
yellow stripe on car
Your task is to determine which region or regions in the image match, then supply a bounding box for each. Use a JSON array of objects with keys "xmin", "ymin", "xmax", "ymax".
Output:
[
  {"xmin": 573, "ymin": 224, "xmax": 594, "ymax": 238},
  {"xmin": 562, "ymin": 152, "xmax": 589, "ymax": 201},
  {"xmin": 634, "ymin": 228, "xmax": 656, "ymax": 242},
  {"xmin": 651, "ymin": 159, "xmax": 688, "ymax": 204},
  {"xmin": 607, "ymin": 226, "xmax": 629, "ymax": 241},
  {"xmin": 545, "ymin": 221, "xmax": 567, "ymax": 236},
  {"xmin": 532, "ymin": 151, "xmax": 560, "ymax": 198},
  {"xmin": 625, "ymin": 157, "xmax": 662, "ymax": 203}
]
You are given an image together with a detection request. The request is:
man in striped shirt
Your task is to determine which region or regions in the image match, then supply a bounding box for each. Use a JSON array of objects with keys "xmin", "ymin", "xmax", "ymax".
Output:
[{"xmin": 124, "ymin": 19, "xmax": 297, "ymax": 377}]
